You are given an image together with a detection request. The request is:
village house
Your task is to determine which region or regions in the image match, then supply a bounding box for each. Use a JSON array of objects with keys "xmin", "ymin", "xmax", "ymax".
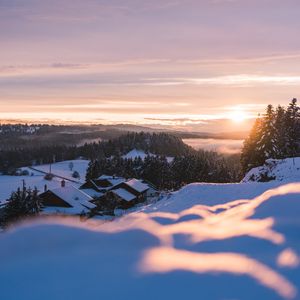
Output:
[
  {"xmin": 80, "ymin": 174, "xmax": 158, "ymax": 210},
  {"xmin": 79, "ymin": 175, "xmax": 126, "ymax": 198},
  {"xmin": 39, "ymin": 180, "xmax": 96, "ymax": 215},
  {"xmin": 92, "ymin": 178, "xmax": 158, "ymax": 209}
]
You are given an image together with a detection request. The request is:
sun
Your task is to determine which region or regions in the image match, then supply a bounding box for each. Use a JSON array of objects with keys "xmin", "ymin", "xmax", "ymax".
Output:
[{"xmin": 230, "ymin": 109, "xmax": 247, "ymax": 123}]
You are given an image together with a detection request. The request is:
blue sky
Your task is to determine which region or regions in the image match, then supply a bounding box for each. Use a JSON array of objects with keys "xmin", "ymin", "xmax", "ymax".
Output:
[{"xmin": 1, "ymin": 0, "xmax": 300, "ymax": 131}]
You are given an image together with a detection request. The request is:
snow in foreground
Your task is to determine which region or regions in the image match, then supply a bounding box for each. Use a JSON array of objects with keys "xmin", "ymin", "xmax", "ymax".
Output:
[{"xmin": 1, "ymin": 182, "xmax": 300, "ymax": 300}]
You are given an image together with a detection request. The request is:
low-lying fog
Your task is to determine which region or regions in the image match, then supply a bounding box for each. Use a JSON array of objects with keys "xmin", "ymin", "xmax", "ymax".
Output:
[{"xmin": 183, "ymin": 138, "xmax": 243, "ymax": 154}]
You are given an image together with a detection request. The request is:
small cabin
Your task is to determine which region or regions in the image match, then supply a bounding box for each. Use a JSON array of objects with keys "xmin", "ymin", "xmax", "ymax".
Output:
[
  {"xmin": 101, "ymin": 189, "xmax": 137, "ymax": 210},
  {"xmin": 40, "ymin": 181, "xmax": 96, "ymax": 215},
  {"xmin": 80, "ymin": 175, "xmax": 126, "ymax": 197},
  {"xmin": 80, "ymin": 175, "xmax": 158, "ymax": 211},
  {"xmin": 98, "ymin": 178, "xmax": 157, "ymax": 209}
]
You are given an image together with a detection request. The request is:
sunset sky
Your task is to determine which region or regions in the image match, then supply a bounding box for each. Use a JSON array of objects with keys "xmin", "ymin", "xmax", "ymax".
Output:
[{"xmin": 1, "ymin": 0, "xmax": 300, "ymax": 131}]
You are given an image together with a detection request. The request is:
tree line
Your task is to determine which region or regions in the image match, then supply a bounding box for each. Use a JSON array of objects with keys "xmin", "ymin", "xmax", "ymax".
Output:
[
  {"xmin": 86, "ymin": 152, "xmax": 240, "ymax": 190},
  {"xmin": 0, "ymin": 132, "xmax": 195, "ymax": 174},
  {"xmin": 241, "ymin": 98, "xmax": 300, "ymax": 173}
]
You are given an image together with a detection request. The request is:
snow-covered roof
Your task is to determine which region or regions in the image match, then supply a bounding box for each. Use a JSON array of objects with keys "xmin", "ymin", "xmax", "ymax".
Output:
[
  {"xmin": 112, "ymin": 188, "xmax": 136, "ymax": 202},
  {"xmin": 81, "ymin": 188, "xmax": 103, "ymax": 198},
  {"xmin": 125, "ymin": 179, "xmax": 149, "ymax": 193},
  {"xmin": 50, "ymin": 186, "xmax": 96, "ymax": 212},
  {"xmin": 97, "ymin": 175, "xmax": 126, "ymax": 187}
]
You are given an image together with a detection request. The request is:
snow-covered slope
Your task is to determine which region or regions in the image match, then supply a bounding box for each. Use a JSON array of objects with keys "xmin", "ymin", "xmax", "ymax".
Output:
[
  {"xmin": 25, "ymin": 159, "xmax": 89, "ymax": 183},
  {"xmin": 1, "ymin": 158, "xmax": 300, "ymax": 299},
  {"xmin": 138, "ymin": 181, "xmax": 290, "ymax": 214},
  {"xmin": 1, "ymin": 180, "xmax": 300, "ymax": 300},
  {"xmin": 122, "ymin": 149, "xmax": 152, "ymax": 160},
  {"xmin": 242, "ymin": 157, "xmax": 300, "ymax": 183},
  {"xmin": 122, "ymin": 149, "xmax": 174, "ymax": 162}
]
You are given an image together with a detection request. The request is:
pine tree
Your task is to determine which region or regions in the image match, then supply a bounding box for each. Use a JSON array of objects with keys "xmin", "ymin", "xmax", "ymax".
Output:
[
  {"xmin": 85, "ymin": 160, "xmax": 101, "ymax": 181},
  {"xmin": 2, "ymin": 187, "xmax": 42, "ymax": 227},
  {"xmin": 241, "ymin": 117, "xmax": 264, "ymax": 172},
  {"xmin": 285, "ymin": 98, "xmax": 300, "ymax": 159},
  {"xmin": 274, "ymin": 105, "xmax": 288, "ymax": 158},
  {"xmin": 241, "ymin": 99, "xmax": 300, "ymax": 175},
  {"xmin": 258, "ymin": 105, "xmax": 277, "ymax": 160}
]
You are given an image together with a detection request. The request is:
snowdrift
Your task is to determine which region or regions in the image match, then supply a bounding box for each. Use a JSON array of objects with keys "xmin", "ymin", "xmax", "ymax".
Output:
[
  {"xmin": 242, "ymin": 157, "xmax": 300, "ymax": 183},
  {"xmin": 1, "ymin": 183, "xmax": 300, "ymax": 300}
]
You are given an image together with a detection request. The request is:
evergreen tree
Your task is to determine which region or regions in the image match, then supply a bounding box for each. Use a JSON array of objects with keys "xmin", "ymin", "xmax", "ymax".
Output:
[
  {"xmin": 274, "ymin": 105, "xmax": 288, "ymax": 158},
  {"xmin": 2, "ymin": 187, "xmax": 42, "ymax": 227},
  {"xmin": 85, "ymin": 160, "xmax": 102, "ymax": 181},
  {"xmin": 285, "ymin": 98, "xmax": 300, "ymax": 158},
  {"xmin": 258, "ymin": 105, "xmax": 276, "ymax": 159},
  {"xmin": 241, "ymin": 99, "xmax": 300, "ymax": 174},
  {"xmin": 241, "ymin": 117, "xmax": 264, "ymax": 172}
]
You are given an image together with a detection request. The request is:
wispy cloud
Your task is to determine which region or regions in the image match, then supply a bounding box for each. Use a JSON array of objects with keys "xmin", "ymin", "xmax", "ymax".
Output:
[
  {"xmin": 145, "ymin": 75, "xmax": 300, "ymax": 87},
  {"xmin": 0, "ymin": 59, "xmax": 169, "ymax": 78},
  {"xmin": 176, "ymin": 53, "xmax": 300, "ymax": 65}
]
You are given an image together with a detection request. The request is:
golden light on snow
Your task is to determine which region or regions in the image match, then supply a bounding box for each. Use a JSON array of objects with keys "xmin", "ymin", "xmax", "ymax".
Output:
[
  {"xmin": 140, "ymin": 247, "xmax": 296, "ymax": 299},
  {"xmin": 18, "ymin": 182, "xmax": 300, "ymax": 300},
  {"xmin": 277, "ymin": 249, "xmax": 300, "ymax": 268}
]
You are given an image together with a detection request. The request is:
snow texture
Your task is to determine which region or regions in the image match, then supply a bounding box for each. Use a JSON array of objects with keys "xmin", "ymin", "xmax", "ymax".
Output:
[
  {"xmin": 125, "ymin": 178, "xmax": 149, "ymax": 193},
  {"xmin": 27, "ymin": 159, "xmax": 90, "ymax": 183},
  {"xmin": 242, "ymin": 157, "xmax": 300, "ymax": 183},
  {"xmin": 113, "ymin": 188, "xmax": 136, "ymax": 202},
  {"xmin": 1, "ymin": 157, "xmax": 300, "ymax": 300}
]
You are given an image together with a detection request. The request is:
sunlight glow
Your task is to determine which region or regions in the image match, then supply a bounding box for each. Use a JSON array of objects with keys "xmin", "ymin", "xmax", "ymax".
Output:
[{"xmin": 229, "ymin": 109, "xmax": 248, "ymax": 123}]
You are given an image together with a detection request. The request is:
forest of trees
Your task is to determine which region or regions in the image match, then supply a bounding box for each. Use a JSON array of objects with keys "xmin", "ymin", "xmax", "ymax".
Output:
[
  {"xmin": 241, "ymin": 98, "xmax": 300, "ymax": 173},
  {"xmin": 85, "ymin": 152, "xmax": 240, "ymax": 190},
  {"xmin": 0, "ymin": 131, "xmax": 241, "ymax": 186},
  {"xmin": 0, "ymin": 132, "xmax": 197, "ymax": 173}
]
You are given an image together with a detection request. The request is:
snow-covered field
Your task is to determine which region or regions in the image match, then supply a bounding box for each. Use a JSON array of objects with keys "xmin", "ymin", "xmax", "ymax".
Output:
[
  {"xmin": 0, "ymin": 158, "xmax": 300, "ymax": 300},
  {"xmin": 0, "ymin": 160, "xmax": 89, "ymax": 204},
  {"xmin": 122, "ymin": 149, "xmax": 174, "ymax": 163},
  {"xmin": 122, "ymin": 149, "xmax": 152, "ymax": 160},
  {"xmin": 25, "ymin": 159, "xmax": 90, "ymax": 183}
]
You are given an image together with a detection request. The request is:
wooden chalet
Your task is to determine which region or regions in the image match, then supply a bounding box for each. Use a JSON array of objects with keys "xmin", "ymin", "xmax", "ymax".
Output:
[
  {"xmin": 80, "ymin": 175, "xmax": 126, "ymax": 198},
  {"xmin": 98, "ymin": 178, "xmax": 158, "ymax": 209},
  {"xmin": 40, "ymin": 181, "xmax": 96, "ymax": 215}
]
